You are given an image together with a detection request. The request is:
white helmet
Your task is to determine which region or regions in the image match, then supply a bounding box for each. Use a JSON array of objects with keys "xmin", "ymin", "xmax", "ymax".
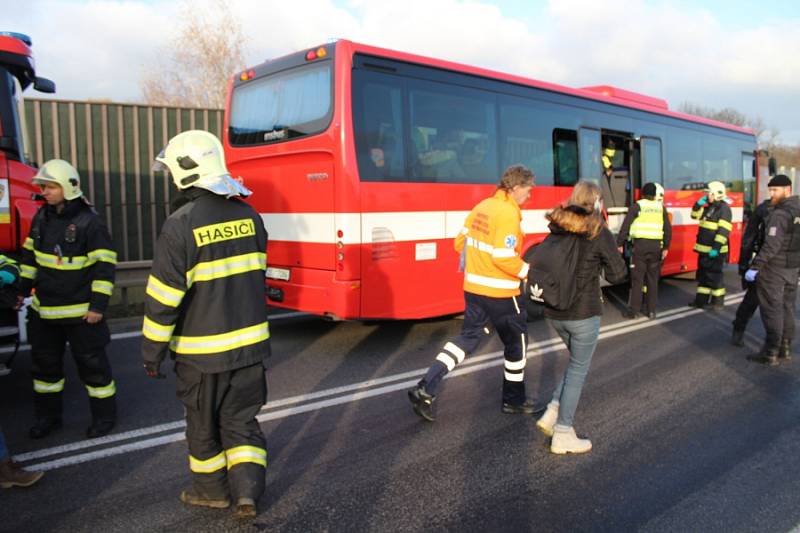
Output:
[
  {"xmin": 706, "ymin": 180, "xmax": 726, "ymax": 202},
  {"xmin": 32, "ymin": 159, "xmax": 83, "ymax": 200},
  {"xmin": 654, "ymin": 183, "xmax": 664, "ymax": 203},
  {"xmin": 152, "ymin": 130, "xmax": 250, "ymax": 198}
]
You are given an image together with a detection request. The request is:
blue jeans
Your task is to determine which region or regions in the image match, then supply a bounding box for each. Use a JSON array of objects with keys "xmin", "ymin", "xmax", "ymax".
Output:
[
  {"xmin": 547, "ymin": 316, "xmax": 601, "ymax": 427},
  {"xmin": 0, "ymin": 425, "xmax": 8, "ymax": 460}
]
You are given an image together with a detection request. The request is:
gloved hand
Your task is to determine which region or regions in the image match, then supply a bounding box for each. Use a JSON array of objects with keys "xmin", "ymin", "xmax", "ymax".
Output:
[
  {"xmin": 708, "ymin": 249, "xmax": 719, "ymax": 259},
  {"xmin": 744, "ymin": 269, "xmax": 758, "ymax": 283},
  {"xmin": 0, "ymin": 270, "xmax": 16, "ymax": 287},
  {"xmin": 696, "ymin": 196, "xmax": 708, "ymax": 206},
  {"xmin": 143, "ymin": 360, "xmax": 165, "ymax": 379}
]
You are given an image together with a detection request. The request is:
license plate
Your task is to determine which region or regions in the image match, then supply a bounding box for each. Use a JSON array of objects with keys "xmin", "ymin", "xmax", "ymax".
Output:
[{"xmin": 266, "ymin": 267, "xmax": 290, "ymax": 281}]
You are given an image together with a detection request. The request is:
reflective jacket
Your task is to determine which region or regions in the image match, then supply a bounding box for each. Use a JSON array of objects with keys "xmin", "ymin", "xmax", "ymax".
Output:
[
  {"xmin": 456, "ymin": 189, "xmax": 529, "ymax": 298},
  {"xmin": 691, "ymin": 199, "xmax": 732, "ymax": 256},
  {"xmin": 0, "ymin": 254, "xmax": 19, "ymax": 278},
  {"xmin": 617, "ymin": 198, "xmax": 672, "ymax": 249},
  {"xmin": 20, "ymin": 199, "xmax": 117, "ymax": 323},
  {"xmin": 141, "ymin": 188, "xmax": 270, "ymax": 374}
]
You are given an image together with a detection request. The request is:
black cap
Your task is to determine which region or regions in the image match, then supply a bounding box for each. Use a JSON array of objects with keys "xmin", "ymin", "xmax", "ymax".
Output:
[
  {"xmin": 768, "ymin": 174, "xmax": 792, "ymax": 187},
  {"xmin": 642, "ymin": 182, "xmax": 657, "ymax": 197}
]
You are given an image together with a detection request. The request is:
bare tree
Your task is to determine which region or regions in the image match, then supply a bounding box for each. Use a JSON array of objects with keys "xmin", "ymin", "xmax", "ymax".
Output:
[
  {"xmin": 678, "ymin": 102, "xmax": 779, "ymax": 150},
  {"xmin": 140, "ymin": 0, "xmax": 246, "ymax": 108}
]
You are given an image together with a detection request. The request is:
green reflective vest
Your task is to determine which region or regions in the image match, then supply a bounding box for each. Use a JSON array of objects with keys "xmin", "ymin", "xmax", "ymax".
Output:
[{"xmin": 630, "ymin": 199, "xmax": 664, "ymax": 240}]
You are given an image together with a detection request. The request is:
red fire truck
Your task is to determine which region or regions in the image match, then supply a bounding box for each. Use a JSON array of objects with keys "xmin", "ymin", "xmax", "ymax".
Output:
[{"xmin": 0, "ymin": 31, "xmax": 55, "ymax": 254}]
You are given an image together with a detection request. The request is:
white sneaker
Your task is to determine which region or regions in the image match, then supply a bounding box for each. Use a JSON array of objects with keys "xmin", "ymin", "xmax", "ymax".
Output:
[
  {"xmin": 550, "ymin": 425, "xmax": 592, "ymax": 455},
  {"xmin": 0, "ymin": 363, "xmax": 10, "ymax": 377},
  {"xmin": 535, "ymin": 401, "xmax": 559, "ymax": 437}
]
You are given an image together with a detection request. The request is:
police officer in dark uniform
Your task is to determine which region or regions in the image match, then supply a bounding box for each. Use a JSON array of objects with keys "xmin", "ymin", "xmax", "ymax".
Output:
[
  {"xmin": 142, "ymin": 130, "xmax": 270, "ymax": 519},
  {"xmin": 746, "ymin": 174, "xmax": 800, "ymax": 365},
  {"xmin": 690, "ymin": 181, "xmax": 733, "ymax": 310},
  {"xmin": 731, "ymin": 198, "xmax": 771, "ymax": 346},
  {"xmin": 19, "ymin": 159, "xmax": 117, "ymax": 439},
  {"xmin": 617, "ymin": 182, "xmax": 671, "ymax": 319}
]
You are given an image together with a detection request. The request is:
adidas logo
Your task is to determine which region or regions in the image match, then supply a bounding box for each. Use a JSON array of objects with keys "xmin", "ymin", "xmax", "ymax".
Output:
[{"xmin": 530, "ymin": 283, "xmax": 544, "ymax": 302}]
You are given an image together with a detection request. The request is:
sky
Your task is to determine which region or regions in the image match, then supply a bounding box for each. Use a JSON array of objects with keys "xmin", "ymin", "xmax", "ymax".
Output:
[{"xmin": 4, "ymin": 0, "xmax": 800, "ymax": 144}]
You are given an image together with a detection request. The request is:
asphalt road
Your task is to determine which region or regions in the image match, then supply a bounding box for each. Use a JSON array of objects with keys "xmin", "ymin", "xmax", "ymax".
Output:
[{"xmin": 1, "ymin": 267, "xmax": 799, "ymax": 533}]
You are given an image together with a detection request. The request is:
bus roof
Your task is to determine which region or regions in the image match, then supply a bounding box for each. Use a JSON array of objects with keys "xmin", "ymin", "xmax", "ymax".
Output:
[{"xmin": 336, "ymin": 39, "xmax": 755, "ymax": 138}]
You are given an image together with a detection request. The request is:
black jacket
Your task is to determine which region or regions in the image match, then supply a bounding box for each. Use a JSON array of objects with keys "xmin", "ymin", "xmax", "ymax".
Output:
[
  {"xmin": 20, "ymin": 199, "xmax": 116, "ymax": 323},
  {"xmin": 738, "ymin": 200, "xmax": 771, "ymax": 274},
  {"xmin": 752, "ymin": 195, "xmax": 800, "ymax": 271},
  {"xmin": 544, "ymin": 206, "xmax": 628, "ymax": 321},
  {"xmin": 141, "ymin": 188, "xmax": 270, "ymax": 374}
]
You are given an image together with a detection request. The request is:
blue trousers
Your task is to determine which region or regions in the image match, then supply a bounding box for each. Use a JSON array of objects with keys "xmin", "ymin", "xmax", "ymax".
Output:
[
  {"xmin": 419, "ymin": 291, "xmax": 528, "ymax": 405},
  {"xmin": 547, "ymin": 316, "xmax": 601, "ymax": 427}
]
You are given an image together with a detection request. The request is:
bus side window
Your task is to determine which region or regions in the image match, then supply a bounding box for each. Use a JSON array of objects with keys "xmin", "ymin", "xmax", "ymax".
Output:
[
  {"xmin": 354, "ymin": 76, "xmax": 406, "ymax": 181},
  {"xmin": 553, "ymin": 129, "xmax": 578, "ymax": 186}
]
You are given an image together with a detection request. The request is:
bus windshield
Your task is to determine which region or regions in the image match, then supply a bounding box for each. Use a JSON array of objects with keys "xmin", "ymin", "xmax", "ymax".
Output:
[{"xmin": 228, "ymin": 61, "xmax": 333, "ymax": 146}]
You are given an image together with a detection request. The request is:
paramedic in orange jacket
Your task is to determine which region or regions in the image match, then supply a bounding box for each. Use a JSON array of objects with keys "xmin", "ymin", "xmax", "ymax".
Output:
[{"xmin": 408, "ymin": 165, "xmax": 539, "ymax": 422}]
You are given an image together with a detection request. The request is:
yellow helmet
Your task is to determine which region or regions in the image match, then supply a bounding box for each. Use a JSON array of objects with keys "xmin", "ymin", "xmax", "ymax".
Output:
[
  {"xmin": 32, "ymin": 159, "xmax": 83, "ymax": 201},
  {"xmin": 152, "ymin": 130, "xmax": 250, "ymax": 197},
  {"xmin": 705, "ymin": 180, "xmax": 726, "ymax": 202}
]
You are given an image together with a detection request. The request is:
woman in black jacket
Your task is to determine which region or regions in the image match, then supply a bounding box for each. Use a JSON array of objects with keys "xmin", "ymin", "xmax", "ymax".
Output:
[{"xmin": 536, "ymin": 181, "xmax": 627, "ymax": 454}]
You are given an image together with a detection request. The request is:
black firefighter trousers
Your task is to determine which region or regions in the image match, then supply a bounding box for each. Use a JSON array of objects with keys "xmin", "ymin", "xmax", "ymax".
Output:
[
  {"xmin": 628, "ymin": 239, "xmax": 662, "ymax": 314},
  {"xmin": 757, "ymin": 265, "xmax": 799, "ymax": 350},
  {"xmin": 177, "ymin": 361, "xmax": 268, "ymax": 502},
  {"xmin": 694, "ymin": 253, "xmax": 726, "ymax": 307},
  {"xmin": 29, "ymin": 311, "xmax": 116, "ymax": 423},
  {"xmin": 419, "ymin": 291, "xmax": 528, "ymax": 406}
]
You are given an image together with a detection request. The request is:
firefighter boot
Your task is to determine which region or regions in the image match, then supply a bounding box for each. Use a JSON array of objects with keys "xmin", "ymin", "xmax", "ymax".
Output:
[
  {"xmin": 731, "ymin": 329, "xmax": 745, "ymax": 347},
  {"xmin": 86, "ymin": 396, "xmax": 116, "ymax": 439},
  {"xmin": 180, "ymin": 488, "xmax": 231, "ymax": 509},
  {"xmin": 536, "ymin": 401, "xmax": 559, "ymax": 437},
  {"xmin": 710, "ymin": 295, "xmax": 725, "ymax": 312},
  {"xmin": 29, "ymin": 417, "xmax": 62, "ymax": 439},
  {"xmin": 407, "ymin": 386, "xmax": 435, "ymax": 422},
  {"xmin": 747, "ymin": 345, "xmax": 779, "ymax": 366},
  {"xmin": 778, "ymin": 339, "xmax": 792, "ymax": 362},
  {"xmin": 550, "ymin": 425, "xmax": 592, "ymax": 455},
  {"xmin": 688, "ymin": 293, "xmax": 709, "ymax": 309},
  {"xmin": 236, "ymin": 498, "xmax": 257, "ymax": 519},
  {"xmin": 0, "ymin": 458, "xmax": 44, "ymax": 488}
]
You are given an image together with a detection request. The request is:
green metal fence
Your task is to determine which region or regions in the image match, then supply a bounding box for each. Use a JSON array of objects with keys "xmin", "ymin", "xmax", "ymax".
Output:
[{"xmin": 23, "ymin": 98, "xmax": 224, "ymax": 261}]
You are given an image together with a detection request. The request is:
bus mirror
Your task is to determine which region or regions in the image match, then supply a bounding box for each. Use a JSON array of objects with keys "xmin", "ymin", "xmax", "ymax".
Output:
[
  {"xmin": 34, "ymin": 77, "xmax": 55, "ymax": 94},
  {"xmin": 768, "ymin": 157, "xmax": 777, "ymax": 176}
]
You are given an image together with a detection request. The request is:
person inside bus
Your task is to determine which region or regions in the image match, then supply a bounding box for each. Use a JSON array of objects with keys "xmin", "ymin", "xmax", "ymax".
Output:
[
  {"xmin": 416, "ymin": 128, "xmax": 465, "ymax": 180},
  {"xmin": 600, "ymin": 139, "xmax": 630, "ymax": 208},
  {"xmin": 458, "ymin": 138, "xmax": 493, "ymax": 182}
]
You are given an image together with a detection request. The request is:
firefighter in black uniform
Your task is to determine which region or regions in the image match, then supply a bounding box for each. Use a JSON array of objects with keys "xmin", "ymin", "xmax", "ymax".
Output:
[
  {"xmin": 617, "ymin": 182, "xmax": 671, "ymax": 319},
  {"xmin": 20, "ymin": 159, "xmax": 117, "ymax": 439},
  {"xmin": 141, "ymin": 130, "xmax": 270, "ymax": 519},
  {"xmin": 731, "ymin": 198, "xmax": 772, "ymax": 346},
  {"xmin": 689, "ymin": 180, "xmax": 733, "ymax": 310},
  {"xmin": 746, "ymin": 174, "xmax": 800, "ymax": 365}
]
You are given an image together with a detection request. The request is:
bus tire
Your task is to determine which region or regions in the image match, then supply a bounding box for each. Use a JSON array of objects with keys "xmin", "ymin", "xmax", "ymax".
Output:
[{"xmin": 522, "ymin": 247, "xmax": 544, "ymax": 321}]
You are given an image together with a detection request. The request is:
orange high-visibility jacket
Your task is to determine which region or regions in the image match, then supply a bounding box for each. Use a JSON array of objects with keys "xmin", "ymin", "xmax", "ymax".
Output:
[{"xmin": 455, "ymin": 189, "xmax": 529, "ymax": 298}]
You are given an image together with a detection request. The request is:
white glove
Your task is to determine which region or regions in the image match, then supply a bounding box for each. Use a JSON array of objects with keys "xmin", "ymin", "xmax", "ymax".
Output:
[{"xmin": 744, "ymin": 269, "xmax": 758, "ymax": 282}]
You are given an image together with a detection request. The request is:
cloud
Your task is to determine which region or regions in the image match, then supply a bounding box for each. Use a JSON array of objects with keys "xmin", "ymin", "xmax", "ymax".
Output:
[{"xmin": 5, "ymin": 0, "xmax": 800, "ymax": 142}]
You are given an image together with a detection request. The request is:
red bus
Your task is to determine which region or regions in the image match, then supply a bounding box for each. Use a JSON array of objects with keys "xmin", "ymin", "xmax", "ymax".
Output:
[{"xmin": 224, "ymin": 40, "xmax": 759, "ymax": 320}]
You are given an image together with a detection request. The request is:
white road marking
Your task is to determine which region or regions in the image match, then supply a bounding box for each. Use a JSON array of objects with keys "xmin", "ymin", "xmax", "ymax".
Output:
[
  {"xmin": 0, "ymin": 311, "xmax": 307, "ymax": 354},
  {"xmin": 16, "ymin": 293, "xmax": 745, "ymax": 471}
]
